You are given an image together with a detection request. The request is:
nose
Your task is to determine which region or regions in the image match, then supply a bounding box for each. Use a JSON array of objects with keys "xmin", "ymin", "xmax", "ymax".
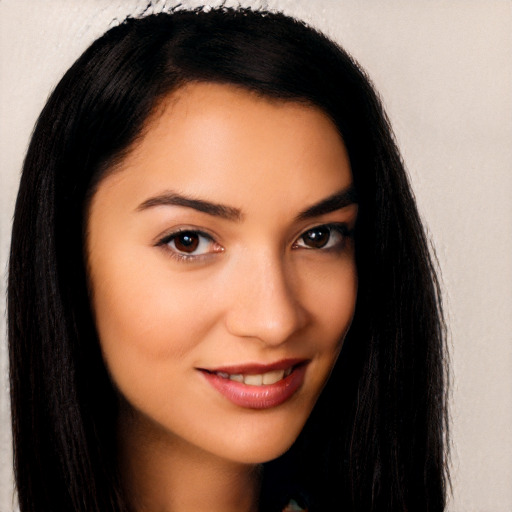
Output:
[{"xmin": 224, "ymin": 252, "xmax": 308, "ymax": 346}]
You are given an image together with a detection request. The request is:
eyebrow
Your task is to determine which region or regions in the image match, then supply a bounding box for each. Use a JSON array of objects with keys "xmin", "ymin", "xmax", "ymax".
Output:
[
  {"xmin": 295, "ymin": 185, "xmax": 358, "ymax": 221},
  {"xmin": 136, "ymin": 185, "xmax": 357, "ymax": 222},
  {"xmin": 136, "ymin": 191, "xmax": 243, "ymax": 221}
]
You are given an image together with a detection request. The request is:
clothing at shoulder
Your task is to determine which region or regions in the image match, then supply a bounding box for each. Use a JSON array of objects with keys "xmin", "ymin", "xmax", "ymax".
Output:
[{"xmin": 283, "ymin": 499, "xmax": 307, "ymax": 512}]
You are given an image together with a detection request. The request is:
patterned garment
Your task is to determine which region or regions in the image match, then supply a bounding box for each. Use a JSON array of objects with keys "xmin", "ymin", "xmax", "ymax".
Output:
[{"xmin": 283, "ymin": 499, "xmax": 307, "ymax": 511}]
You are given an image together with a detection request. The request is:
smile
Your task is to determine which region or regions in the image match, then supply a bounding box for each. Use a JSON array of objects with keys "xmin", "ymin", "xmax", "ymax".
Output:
[
  {"xmin": 199, "ymin": 359, "xmax": 308, "ymax": 409},
  {"xmin": 214, "ymin": 367, "xmax": 293, "ymax": 385}
]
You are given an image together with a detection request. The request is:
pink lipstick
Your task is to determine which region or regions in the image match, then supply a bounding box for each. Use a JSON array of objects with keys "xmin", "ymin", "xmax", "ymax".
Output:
[{"xmin": 199, "ymin": 358, "xmax": 308, "ymax": 410}]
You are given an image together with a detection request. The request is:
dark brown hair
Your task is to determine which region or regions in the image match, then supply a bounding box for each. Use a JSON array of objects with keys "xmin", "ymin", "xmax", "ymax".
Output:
[{"xmin": 9, "ymin": 6, "xmax": 448, "ymax": 511}]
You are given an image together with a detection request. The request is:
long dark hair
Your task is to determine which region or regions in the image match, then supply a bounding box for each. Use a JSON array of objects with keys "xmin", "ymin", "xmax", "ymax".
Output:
[{"xmin": 8, "ymin": 6, "xmax": 448, "ymax": 512}]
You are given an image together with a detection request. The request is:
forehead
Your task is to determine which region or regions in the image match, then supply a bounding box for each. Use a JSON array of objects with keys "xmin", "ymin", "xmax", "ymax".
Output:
[{"xmin": 95, "ymin": 82, "xmax": 352, "ymax": 219}]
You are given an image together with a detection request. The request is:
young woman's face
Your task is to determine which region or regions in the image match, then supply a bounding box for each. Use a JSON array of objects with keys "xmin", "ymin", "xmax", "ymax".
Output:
[{"xmin": 87, "ymin": 83, "xmax": 358, "ymax": 464}]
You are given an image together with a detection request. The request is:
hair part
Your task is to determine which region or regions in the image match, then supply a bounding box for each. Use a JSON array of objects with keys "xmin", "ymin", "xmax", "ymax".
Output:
[{"xmin": 9, "ymin": 6, "xmax": 448, "ymax": 511}]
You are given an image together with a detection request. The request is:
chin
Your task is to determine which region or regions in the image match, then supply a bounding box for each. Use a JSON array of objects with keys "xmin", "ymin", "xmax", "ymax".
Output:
[{"xmin": 210, "ymin": 411, "xmax": 309, "ymax": 466}]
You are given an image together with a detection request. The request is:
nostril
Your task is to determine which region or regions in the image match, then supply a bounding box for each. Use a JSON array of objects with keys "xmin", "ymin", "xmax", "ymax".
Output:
[{"xmin": 224, "ymin": 293, "xmax": 307, "ymax": 345}]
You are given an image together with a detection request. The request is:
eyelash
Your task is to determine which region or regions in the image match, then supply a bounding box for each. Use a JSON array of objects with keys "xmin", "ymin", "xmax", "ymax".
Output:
[
  {"xmin": 292, "ymin": 223, "xmax": 352, "ymax": 252},
  {"xmin": 157, "ymin": 228, "xmax": 220, "ymax": 263},
  {"xmin": 157, "ymin": 223, "xmax": 352, "ymax": 263}
]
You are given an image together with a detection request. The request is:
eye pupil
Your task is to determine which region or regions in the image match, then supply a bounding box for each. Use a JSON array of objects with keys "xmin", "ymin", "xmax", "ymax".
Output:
[
  {"xmin": 174, "ymin": 232, "xmax": 199, "ymax": 253},
  {"xmin": 303, "ymin": 227, "xmax": 330, "ymax": 248}
]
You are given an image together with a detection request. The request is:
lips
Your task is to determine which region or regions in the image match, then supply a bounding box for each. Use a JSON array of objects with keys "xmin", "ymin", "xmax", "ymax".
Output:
[
  {"xmin": 215, "ymin": 367, "xmax": 293, "ymax": 386},
  {"xmin": 198, "ymin": 358, "xmax": 308, "ymax": 409}
]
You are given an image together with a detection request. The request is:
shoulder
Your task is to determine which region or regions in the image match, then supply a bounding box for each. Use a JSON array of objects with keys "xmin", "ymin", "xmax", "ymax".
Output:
[{"xmin": 283, "ymin": 499, "xmax": 307, "ymax": 512}]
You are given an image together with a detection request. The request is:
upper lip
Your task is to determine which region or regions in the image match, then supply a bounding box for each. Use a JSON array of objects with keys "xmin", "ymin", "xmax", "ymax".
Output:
[{"xmin": 200, "ymin": 358, "xmax": 308, "ymax": 375}]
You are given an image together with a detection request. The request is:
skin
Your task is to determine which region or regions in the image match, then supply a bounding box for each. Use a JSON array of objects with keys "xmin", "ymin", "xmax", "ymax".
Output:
[{"xmin": 87, "ymin": 82, "xmax": 358, "ymax": 512}]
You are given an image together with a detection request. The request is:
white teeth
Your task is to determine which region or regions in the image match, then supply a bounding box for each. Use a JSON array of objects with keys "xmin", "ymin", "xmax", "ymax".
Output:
[
  {"xmin": 215, "ymin": 367, "xmax": 293, "ymax": 385},
  {"xmin": 262, "ymin": 369, "xmax": 285, "ymax": 385},
  {"xmin": 243, "ymin": 374, "xmax": 263, "ymax": 386}
]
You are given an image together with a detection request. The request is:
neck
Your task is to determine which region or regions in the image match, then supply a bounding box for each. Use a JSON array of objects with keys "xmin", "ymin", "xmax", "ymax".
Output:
[{"xmin": 117, "ymin": 408, "xmax": 262, "ymax": 512}]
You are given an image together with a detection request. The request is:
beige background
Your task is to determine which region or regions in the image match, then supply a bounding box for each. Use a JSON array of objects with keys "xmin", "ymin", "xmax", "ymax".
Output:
[{"xmin": 1, "ymin": 1, "xmax": 511, "ymax": 511}]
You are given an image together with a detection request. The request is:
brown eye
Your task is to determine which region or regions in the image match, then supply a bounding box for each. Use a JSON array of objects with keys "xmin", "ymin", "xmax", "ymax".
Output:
[
  {"xmin": 302, "ymin": 226, "xmax": 330, "ymax": 248},
  {"xmin": 173, "ymin": 232, "xmax": 199, "ymax": 253},
  {"xmin": 294, "ymin": 224, "xmax": 349, "ymax": 251},
  {"xmin": 159, "ymin": 229, "xmax": 223, "ymax": 261}
]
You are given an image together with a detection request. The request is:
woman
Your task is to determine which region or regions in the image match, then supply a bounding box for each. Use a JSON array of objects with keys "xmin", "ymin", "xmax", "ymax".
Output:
[{"xmin": 8, "ymin": 6, "xmax": 448, "ymax": 512}]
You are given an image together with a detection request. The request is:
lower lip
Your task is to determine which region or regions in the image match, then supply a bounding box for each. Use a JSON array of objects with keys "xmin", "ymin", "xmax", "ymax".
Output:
[{"xmin": 200, "ymin": 364, "xmax": 307, "ymax": 410}]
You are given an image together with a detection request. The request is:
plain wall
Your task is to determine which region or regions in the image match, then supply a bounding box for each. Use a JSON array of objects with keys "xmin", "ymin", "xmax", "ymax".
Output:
[{"xmin": 1, "ymin": 1, "xmax": 511, "ymax": 511}]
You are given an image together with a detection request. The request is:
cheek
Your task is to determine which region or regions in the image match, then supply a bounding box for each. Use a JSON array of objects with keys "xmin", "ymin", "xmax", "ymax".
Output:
[
  {"xmin": 88, "ymin": 243, "xmax": 218, "ymax": 381},
  {"xmin": 305, "ymin": 257, "xmax": 358, "ymax": 346},
  {"xmin": 296, "ymin": 257, "xmax": 358, "ymax": 393}
]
